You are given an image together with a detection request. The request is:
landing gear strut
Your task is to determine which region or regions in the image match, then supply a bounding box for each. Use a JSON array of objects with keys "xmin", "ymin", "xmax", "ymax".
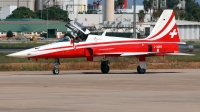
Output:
[
  {"xmin": 53, "ymin": 58, "xmax": 60, "ymax": 75},
  {"xmin": 101, "ymin": 61, "xmax": 110, "ymax": 73}
]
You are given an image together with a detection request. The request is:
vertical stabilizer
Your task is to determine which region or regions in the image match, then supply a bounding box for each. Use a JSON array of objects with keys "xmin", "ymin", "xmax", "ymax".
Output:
[{"xmin": 146, "ymin": 10, "xmax": 180, "ymax": 42}]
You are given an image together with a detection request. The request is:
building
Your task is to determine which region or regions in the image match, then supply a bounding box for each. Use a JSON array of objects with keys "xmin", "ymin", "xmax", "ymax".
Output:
[
  {"xmin": 0, "ymin": 0, "xmax": 35, "ymax": 11},
  {"xmin": 116, "ymin": 5, "xmax": 151, "ymax": 14},
  {"xmin": 153, "ymin": 0, "xmax": 166, "ymax": 9},
  {"xmin": 0, "ymin": 19, "xmax": 67, "ymax": 38},
  {"xmin": 68, "ymin": 5, "xmax": 151, "ymax": 31},
  {"xmin": 0, "ymin": 6, "xmax": 17, "ymax": 20},
  {"xmin": 69, "ymin": 13, "xmax": 151, "ymax": 27},
  {"xmin": 38, "ymin": 0, "xmax": 88, "ymax": 14},
  {"xmin": 61, "ymin": 0, "xmax": 87, "ymax": 14},
  {"xmin": 0, "ymin": 0, "xmax": 88, "ymax": 14}
]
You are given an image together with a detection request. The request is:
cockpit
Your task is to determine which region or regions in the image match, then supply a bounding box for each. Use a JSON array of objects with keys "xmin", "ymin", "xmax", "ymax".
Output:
[
  {"xmin": 65, "ymin": 18, "xmax": 90, "ymax": 41},
  {"xmin": 57, "ymin": 36, "xmax": 70, "ymax": 42}
]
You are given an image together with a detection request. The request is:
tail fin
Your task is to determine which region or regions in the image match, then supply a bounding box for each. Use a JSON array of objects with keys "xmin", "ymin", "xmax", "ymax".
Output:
[{"xmin": 146, "ymin": 10, "xmax": 180, "ymax": 42}]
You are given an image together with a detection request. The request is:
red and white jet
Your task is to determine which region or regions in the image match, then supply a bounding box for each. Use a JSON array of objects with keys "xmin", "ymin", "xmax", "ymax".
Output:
[{"xmin": 8, "ymin": 10, "xmax": 194, "ymax": 74}]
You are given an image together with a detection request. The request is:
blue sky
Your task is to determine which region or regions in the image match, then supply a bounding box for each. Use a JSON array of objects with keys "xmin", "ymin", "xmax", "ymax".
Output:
[{"xmin": 88, "ymin": 0, "xmax": 200, "ymax": 7}]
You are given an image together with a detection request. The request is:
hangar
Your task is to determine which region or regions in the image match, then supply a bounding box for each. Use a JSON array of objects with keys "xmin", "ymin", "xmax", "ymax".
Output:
[{"xmin": 0, "ymin": 19, "xmax": 67, "ymax": 38}]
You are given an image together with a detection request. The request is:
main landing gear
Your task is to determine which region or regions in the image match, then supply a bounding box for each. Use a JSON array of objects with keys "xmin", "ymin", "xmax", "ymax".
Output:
[
  {"xmin": 101, "ymin": 61, "xmax": 110, "ymax": 73},
  {"xmin": 53, "ymin": 58, "xmax": 60, "ymax": 75},
  {"xmin": 137, "ymin": 56, "xmax": 146, "ymax": 74},
  {"xmin": 99, "ymin": 58, "xmax": 146, "ymax": 74},
  {"xmin": 137, "ymin": 65, "xmax": 146, "ymax": 74}
]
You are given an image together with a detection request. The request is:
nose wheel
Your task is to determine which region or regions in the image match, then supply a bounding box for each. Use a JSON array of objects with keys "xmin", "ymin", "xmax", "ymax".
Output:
[
  {"xmin": 53, "ymin": 58, "xmax": 60, "ymax": 75},
  {"xmin": 101, "ymin": 61, "xmax": 110, "ymax": 73}
]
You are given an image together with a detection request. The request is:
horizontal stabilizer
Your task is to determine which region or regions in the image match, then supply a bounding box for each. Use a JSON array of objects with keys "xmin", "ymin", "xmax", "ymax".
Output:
[{"xmin": 166, "ymin": 53, "xmax": 195, "ymax": 56}]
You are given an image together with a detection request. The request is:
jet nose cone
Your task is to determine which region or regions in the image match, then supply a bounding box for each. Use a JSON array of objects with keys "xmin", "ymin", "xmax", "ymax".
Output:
[{"xmin": 7, "ymin": 52, "xmax": 28, "ymax": 58}]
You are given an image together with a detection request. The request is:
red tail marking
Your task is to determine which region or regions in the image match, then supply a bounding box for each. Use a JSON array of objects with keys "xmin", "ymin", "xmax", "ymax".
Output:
[{"xmin": 156, "ymin": 24, "xmax": 180, "ymax": 42}]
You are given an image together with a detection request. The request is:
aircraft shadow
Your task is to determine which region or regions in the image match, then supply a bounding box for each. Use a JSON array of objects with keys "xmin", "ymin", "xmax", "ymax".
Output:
[
  {"xmin": 82, "ymin": 72, "xmax": 182, "ymax": 74},
  {"xmin": 14, "ymin": 71, "xmax": 182, "ymax": 75}
]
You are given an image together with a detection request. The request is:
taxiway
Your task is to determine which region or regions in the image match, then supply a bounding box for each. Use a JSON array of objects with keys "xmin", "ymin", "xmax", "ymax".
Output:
[{"xmin": 0, "ymin": 69, "xmax": 200, "ymax": 112}]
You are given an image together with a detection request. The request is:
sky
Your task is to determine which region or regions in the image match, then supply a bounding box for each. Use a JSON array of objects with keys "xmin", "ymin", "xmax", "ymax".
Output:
[{"xmin": 88, "ymin": 0, "xmax": 200, "ymax": 7}]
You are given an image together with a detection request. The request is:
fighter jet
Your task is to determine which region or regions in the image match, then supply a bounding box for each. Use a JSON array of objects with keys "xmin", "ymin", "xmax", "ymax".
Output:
[{"xmin": 7, "ymin": 10, "xmax": 194, "ymax": 74}]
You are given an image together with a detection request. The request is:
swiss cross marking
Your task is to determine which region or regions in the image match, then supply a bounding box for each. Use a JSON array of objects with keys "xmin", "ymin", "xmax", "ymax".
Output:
[{"xmin": 169, "ymin": 29, "xmax": 177, "ymax": 38}]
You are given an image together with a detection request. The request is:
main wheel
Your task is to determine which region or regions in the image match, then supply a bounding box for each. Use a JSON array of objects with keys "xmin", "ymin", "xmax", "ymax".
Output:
[
  {"xmin": 101, "ymin": 63, "xmax": 110, "ymax": 73},
  {"xmin": 53, "ymin": 68, "xmax": 59, "ymax": 75},
  {"xmin": 137, "ymin": 66, "xmax": 146, "ymax": 74}
]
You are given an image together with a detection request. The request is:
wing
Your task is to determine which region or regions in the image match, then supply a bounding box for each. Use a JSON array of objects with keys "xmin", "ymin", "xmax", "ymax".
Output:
[
  {"xmin": 95, "ymin": 52, "xmax": 195, "ymax": 57},
  {"xmin": 95, "ymin": 52, "xmax": 156, "ymax": 57}
]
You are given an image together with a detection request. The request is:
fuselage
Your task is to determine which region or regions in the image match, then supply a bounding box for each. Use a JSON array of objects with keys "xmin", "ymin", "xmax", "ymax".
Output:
[{"xmin": 8, "ymin": 34, "xmax": 184, "ymax": 59}]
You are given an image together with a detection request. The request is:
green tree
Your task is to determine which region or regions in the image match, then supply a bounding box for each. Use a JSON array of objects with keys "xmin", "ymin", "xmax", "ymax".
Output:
[
  {"xmin": 152, "ymin": 9, "xmax": 163, "ymax": 21},
  {"xmin": 167, "ymin": 0, "xmax": 179, "ymax": 9},
  {"xmin": 179, "ymin": 11, "xmax": 188, "ymax": 20},
  {"xmin": 7, "ymin": 7, "xmax": 38, "ymax": 19},
  {"xmin": 6, "ymin": 30, "xmax": 13, "ymax": 38},
  {"xmin": 143, "ymin": 0, "xmax": 153, "ymax": 21},
  {"xmin": 138, "ymin": 10, "xmax": 145, "ymax": 22},
  {"xmin": 36, "ymin": 7, "xmax": 68, "ymax": 21},
  {"xmin": 148, "ymin": 0, "xmax": 153, "ymax": 14},
  {"xmin": 185, "ymin": 0, "xmax": 200, "ymax": 21},
  {"xmin": 114, "ymin": 0, "xmax": 124, "ymax": 10},
  {"xmin": 117, "ymin": 0, "xmax": 124, "ymax": 9},
  {"xmin": 173, "ymin": 0, "xmax": 200, "ymax": 21},
  {"xmin": 143, "ymin": 0, "xmax": 149, "ymax": 13}
]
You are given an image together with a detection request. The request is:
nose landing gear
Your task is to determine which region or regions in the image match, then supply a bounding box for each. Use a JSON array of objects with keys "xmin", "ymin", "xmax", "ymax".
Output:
[{"xmin": 53, "ymin": 58, "xmax": 60, "ymax": 75}]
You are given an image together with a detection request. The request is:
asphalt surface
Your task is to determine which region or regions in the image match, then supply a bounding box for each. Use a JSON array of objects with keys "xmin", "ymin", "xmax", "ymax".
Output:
[
  {"xmin": 0, "ymin": 69, "xmax": 200, "ymax": 112},
  {"xmin": 0, "ymin": 49, "xmax": 25, "ymax": 54}
]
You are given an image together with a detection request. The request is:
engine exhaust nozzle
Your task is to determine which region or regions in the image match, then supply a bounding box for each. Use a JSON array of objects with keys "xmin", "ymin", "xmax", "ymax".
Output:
[{"xmin": 178, "ymin": 44, "xmax": 194, "ymax": 53}]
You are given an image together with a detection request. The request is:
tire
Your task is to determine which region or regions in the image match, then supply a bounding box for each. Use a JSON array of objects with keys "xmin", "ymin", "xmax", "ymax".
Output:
[
  {"xmin": 101, "ymin": 64, "xmax": 110, "ymax": 73},
  {"xmin": 53, "ymin": 68, "xmax": 59, "ymax": 75},
  {"xmin": 137, "ymin": 66, "xmax": 146, "ymax": 74}
]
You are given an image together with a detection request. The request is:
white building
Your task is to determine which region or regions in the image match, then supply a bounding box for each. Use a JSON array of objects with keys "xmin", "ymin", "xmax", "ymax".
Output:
[
  {"xmin": 0, "ymin": 6, "xmax": 17, "ymax": 20},
  {"xmin": 0, "ymin": 0, "xmax": 34, "ymax": 11},
  {"xmin": 69, "ymin": 13, "xmax": 151, "ymax": 26},
  {"xmin": 61, "ymin": 0, "xmax": 87, "ymax": 14},
  {"xmin": 44, "ymin": 0, "xmax": 87, "ymax": 14},
  {"xmin": 0, "ymin": 0, "xmax": 88, "ymax": 14},
  {"xmin": 116, "ymin": 5, "xmax": 152, "ymax": 14},
  {"xmin": 68, "ymin": 5, "xmax": 152, "ymax": 27}
]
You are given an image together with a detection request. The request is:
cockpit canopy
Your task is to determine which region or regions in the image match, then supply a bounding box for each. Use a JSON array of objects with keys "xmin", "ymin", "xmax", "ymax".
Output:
[
  {"xmin": 74, "ymin": 21, "xmax": 87, "ymax": 32},
  {"xmin": 65, "ymin": 18, "xmax": 90, "ymax": 41}
]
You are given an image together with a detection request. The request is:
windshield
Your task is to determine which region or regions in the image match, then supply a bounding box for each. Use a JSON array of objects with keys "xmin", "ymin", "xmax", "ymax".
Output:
[{"xmin": 57, "ymin": 36, "xmax": 70, "ymax": 42}]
